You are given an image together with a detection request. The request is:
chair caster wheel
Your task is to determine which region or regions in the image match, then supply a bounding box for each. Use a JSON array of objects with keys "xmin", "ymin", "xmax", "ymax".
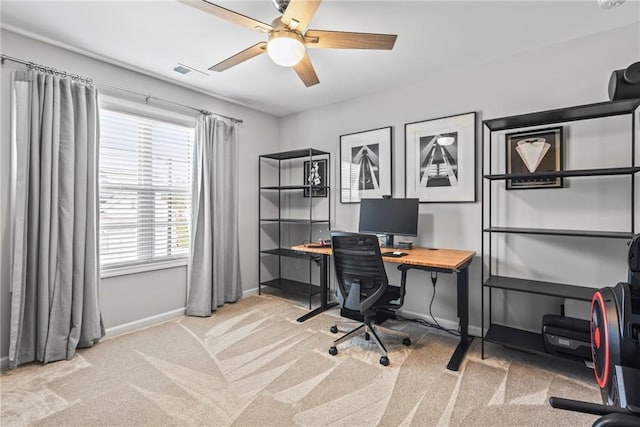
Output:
[
  {"xmin": 365, "ymin": 332, "xmax": 370, "ymax": 341},
  {"xmin": 403, "ymin": 337, "xmax": 411, "ymax": 346},
  {"xmin": 380, "ymin": 356, "xmax": 389, "ymax": 366},
  {"xmin": 330, "ymin": 325, "xmax": 338, "ymax": 334},
  {"xmin": 329, "ymin": 346, "xmax": 338, "ymax": 356}
]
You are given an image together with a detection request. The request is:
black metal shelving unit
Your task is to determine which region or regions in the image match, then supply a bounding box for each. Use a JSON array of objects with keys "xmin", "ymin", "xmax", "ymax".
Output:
[
  {"xmin": 481, "ymin": 99, "xmax": 640, "ymax": 360},
  {"xmin": 258, "ymin": 148, "xmax": 330, "ymax": 307}
]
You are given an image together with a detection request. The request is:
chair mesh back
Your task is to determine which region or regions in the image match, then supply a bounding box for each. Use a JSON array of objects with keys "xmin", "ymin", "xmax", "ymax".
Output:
[{"xmin": 331, "ymin": 232, "xmax": 388, "ymax": 313}]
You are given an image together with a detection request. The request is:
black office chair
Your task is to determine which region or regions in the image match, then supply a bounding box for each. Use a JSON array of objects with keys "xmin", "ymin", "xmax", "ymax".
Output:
[{"xmin": 328, "ymin": 232, "xmax": 411, "ymax": 366}]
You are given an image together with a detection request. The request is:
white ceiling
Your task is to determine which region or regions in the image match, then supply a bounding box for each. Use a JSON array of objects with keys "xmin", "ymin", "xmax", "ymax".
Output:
[{"xmin": 1, "ymin": 1, "xmax": 638, "ymax": 116}]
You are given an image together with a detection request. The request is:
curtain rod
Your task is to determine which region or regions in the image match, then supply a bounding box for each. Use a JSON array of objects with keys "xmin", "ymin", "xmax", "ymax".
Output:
[{"xmin": 0, "ymin": 53, "xmax": 243, "ymax": 124}]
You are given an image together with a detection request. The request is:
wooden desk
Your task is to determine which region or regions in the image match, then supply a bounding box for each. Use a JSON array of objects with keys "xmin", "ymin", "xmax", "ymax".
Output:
[{"xmin": 291, "ymin": 244, "xmax": 475, "ymax": 371}]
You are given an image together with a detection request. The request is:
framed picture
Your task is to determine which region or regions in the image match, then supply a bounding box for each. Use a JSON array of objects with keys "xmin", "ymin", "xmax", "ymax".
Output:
[
  {"xmin": 303, "ymin": 158, "xmax": 328, "ymax": 197},
  {"xmin": 405, "ymin": 112, "xmax": 476, "ymax": 203},
  {"xmin": 340, "ymin": 126, "xmax": 392, "ymax": 203},
  {"xmin": 506, "ymin": 127, "xmax": 563, "ymax": 190}
]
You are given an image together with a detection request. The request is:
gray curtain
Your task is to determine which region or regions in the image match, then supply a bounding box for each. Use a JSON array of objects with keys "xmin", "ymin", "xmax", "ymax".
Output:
[
  {"xmin": 9, "ymin": 70, "xmax": 104, "ymax": 369},
  {"xmin": 187, "ymin": 115, "xmax": 242, "ymax": 316}
]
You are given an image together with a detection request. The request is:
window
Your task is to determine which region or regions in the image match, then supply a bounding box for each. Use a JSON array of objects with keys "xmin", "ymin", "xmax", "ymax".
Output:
[{"xmin": 99, "ymin": 107, "xmax": 194, "ymax": 274}]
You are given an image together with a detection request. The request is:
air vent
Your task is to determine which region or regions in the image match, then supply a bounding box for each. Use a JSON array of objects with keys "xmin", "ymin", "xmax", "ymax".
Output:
[
  {"xmin": 172, "ymin": 63, "xmax": 209, "ymax": 76},
  {"xmin": 173, "ymin": 64, "xmax": 191, "ymax": 75}
]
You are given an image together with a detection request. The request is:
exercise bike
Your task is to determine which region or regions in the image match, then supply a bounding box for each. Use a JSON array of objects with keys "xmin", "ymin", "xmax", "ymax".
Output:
[{"xmin": 549, "ymin": 235, "xmax": 640, "ymax": 426}]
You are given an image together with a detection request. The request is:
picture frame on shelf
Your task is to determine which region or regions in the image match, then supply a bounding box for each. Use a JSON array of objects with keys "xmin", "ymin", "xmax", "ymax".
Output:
[
  {"xmin": 303, "ymin": 158, "xmax": 328, "ymax": 197},
  {"xmin": 506, "ymin": 126, "xmax": 563, "ymax": 190},
  {"xmin": 405, "ymin": 112, "xmax": 476, "ymax": 203},
  {"xmin": 339, "ymin": 126, "xmax": 393, "ymax": 203}
]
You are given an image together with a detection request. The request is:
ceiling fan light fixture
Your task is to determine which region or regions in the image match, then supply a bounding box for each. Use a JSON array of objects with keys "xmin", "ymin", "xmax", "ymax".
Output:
[{"xmin": 267, "ymin": 31, "xmax": 305, "ymax": 67}]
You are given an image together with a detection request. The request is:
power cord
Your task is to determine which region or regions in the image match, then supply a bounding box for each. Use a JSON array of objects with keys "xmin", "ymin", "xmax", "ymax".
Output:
[{"xmin": 398, "ymin": 272, "xmax": 460, "ymax": 337}]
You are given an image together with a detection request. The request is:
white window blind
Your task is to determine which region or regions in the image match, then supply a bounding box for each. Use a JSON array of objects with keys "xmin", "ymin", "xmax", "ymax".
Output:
[{"xmin": 99, "ymin": 108, "xmax": 194, "ymax": 272}]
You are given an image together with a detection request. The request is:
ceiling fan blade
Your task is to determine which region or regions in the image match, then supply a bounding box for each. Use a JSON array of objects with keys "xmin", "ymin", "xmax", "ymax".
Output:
[
  {"xmin": 209, "ymin": 42, "xmax": 267, "ymax": 72},
  {"xmin": 179, "ymin": 0, "xmax": 272, "ymax": 33},
  {"xmin": 305, "ymin": 30, "xmax": 397, "ymax": 50},
  {"xmin": 293, "ymin": 52, "xmax": 320, "ymax": 87},
  {"xmin": 281, "ymin": 0, "xmax": 321, "ymax": 32}
]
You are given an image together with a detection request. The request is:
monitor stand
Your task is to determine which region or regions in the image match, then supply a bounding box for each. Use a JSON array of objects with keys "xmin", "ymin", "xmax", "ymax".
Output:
[{"xmin": 384, "ymin": 234, "xmax": 395, "ymax": 248}]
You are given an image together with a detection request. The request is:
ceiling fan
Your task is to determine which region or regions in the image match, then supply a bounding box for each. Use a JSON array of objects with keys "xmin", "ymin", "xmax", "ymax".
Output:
[{"xmin": 180, "ymin": 0, "xmax": 398, "ymax": 87}]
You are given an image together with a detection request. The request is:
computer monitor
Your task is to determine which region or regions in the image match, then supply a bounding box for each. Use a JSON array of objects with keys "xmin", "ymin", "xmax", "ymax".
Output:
[{"xmin": 358, "ymin": 198, "xmax": 419, "ymax": 248}]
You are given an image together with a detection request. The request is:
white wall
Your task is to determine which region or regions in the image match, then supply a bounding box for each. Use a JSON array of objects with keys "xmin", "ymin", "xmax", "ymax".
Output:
[
  {"xmin": 278, "ymin": 23, "xmax": 640, "ymax": 335},
  {"xmin": 0, "ymin": 29, "xmax": 281, "ymax": 361}
]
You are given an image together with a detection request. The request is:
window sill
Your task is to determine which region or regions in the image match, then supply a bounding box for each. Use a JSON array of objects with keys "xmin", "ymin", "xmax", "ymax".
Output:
[{"xmin": 101, "ymin": 259, "xmax": 188, "ymax": 278}]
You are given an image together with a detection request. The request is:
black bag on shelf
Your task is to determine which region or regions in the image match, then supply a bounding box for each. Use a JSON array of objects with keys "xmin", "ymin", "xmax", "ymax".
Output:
[{"xmin": 542, "ymin": 314, "xmax": 591, "ymax": 361}]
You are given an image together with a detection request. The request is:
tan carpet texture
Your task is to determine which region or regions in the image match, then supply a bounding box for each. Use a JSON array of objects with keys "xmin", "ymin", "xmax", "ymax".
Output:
[{"xmin": 1, "ymin": 295, "xmax": 600, "ymax": 426}]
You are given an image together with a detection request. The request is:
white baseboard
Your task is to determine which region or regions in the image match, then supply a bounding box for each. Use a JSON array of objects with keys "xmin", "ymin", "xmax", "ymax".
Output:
[
  {"xmin": 103, "ymin": 289, "xmax": 269, "ymax": 338},
  {"xmin": 398, "ymin": 308, "xmax": 482, "ymax": 338},
  {"xmin": 105, "ymin": 307, "xmax": 186, "ymax": 338},
  {"xmin": 242, "ymin": 286, "xmax": 259, "ymax": 297}
]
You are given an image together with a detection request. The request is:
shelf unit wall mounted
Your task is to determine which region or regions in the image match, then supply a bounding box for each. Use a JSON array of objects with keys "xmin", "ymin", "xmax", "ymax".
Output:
[
  {"xmin": 259, "ymin": 148, "xmax": 331, "ymax": 308},
  {"xmin": 481, "ymin": 99, "xmax": 640, "ymax": 360}
]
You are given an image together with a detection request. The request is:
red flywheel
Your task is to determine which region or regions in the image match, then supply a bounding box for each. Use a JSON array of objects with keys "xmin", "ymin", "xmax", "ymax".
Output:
[{"xmin": 591, "ymin": 290, "xmax": 610, "ymax": 389}]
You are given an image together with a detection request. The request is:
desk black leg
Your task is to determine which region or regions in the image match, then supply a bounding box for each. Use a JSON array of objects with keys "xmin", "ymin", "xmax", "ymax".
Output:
[
  {"xmin": 446, "ymin": 265, "xmax": 474, "ymax": 371},
  {"xmin": 297, "ymin": 254, "xmax": 338, "ymax": 322}
]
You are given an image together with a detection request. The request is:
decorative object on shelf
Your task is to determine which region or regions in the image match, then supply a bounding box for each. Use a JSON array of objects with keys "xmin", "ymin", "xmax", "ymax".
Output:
[
  {"xmin": 303, "ymin": 158, "xmax": 328, "ymax": 197},
  {"xmin": 405, "ymin": 112, "xmax": 476, "ymax": 203},
  {"xmin": 506, "ymin": 127, "xmax": 564, "ymax": 190},
  {"xmin": 340, "ymin": 126, "xmax": 392, "ymax": 203},
  {"xmin": 609, "ymin": 61, "xmax": 640, "ymax": 101}
]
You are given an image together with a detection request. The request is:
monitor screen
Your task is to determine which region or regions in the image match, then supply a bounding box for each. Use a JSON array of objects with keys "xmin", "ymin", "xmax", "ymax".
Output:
[{"xmin": 358, "ymin": 198, "xmax": 419, "ymax": 246}]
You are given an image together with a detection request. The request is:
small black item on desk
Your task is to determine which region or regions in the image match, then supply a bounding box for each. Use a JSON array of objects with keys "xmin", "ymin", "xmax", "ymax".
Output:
[
  {"xmin": 382, "ymin": 251, "xmax": 408, "ymax": 258},
  {"xmin": 306, "ymin": 239, "xmax": 331, "ymax": 248},
  {"xmin": 397, "ymin": 240, "xmax": 413, "ymax": 250}
]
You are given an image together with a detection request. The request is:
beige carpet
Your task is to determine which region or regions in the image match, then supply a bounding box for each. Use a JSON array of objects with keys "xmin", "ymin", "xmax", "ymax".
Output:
[{"xmin": 1, "ymin": 294, "xmax": 601, "ymax": 426}]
